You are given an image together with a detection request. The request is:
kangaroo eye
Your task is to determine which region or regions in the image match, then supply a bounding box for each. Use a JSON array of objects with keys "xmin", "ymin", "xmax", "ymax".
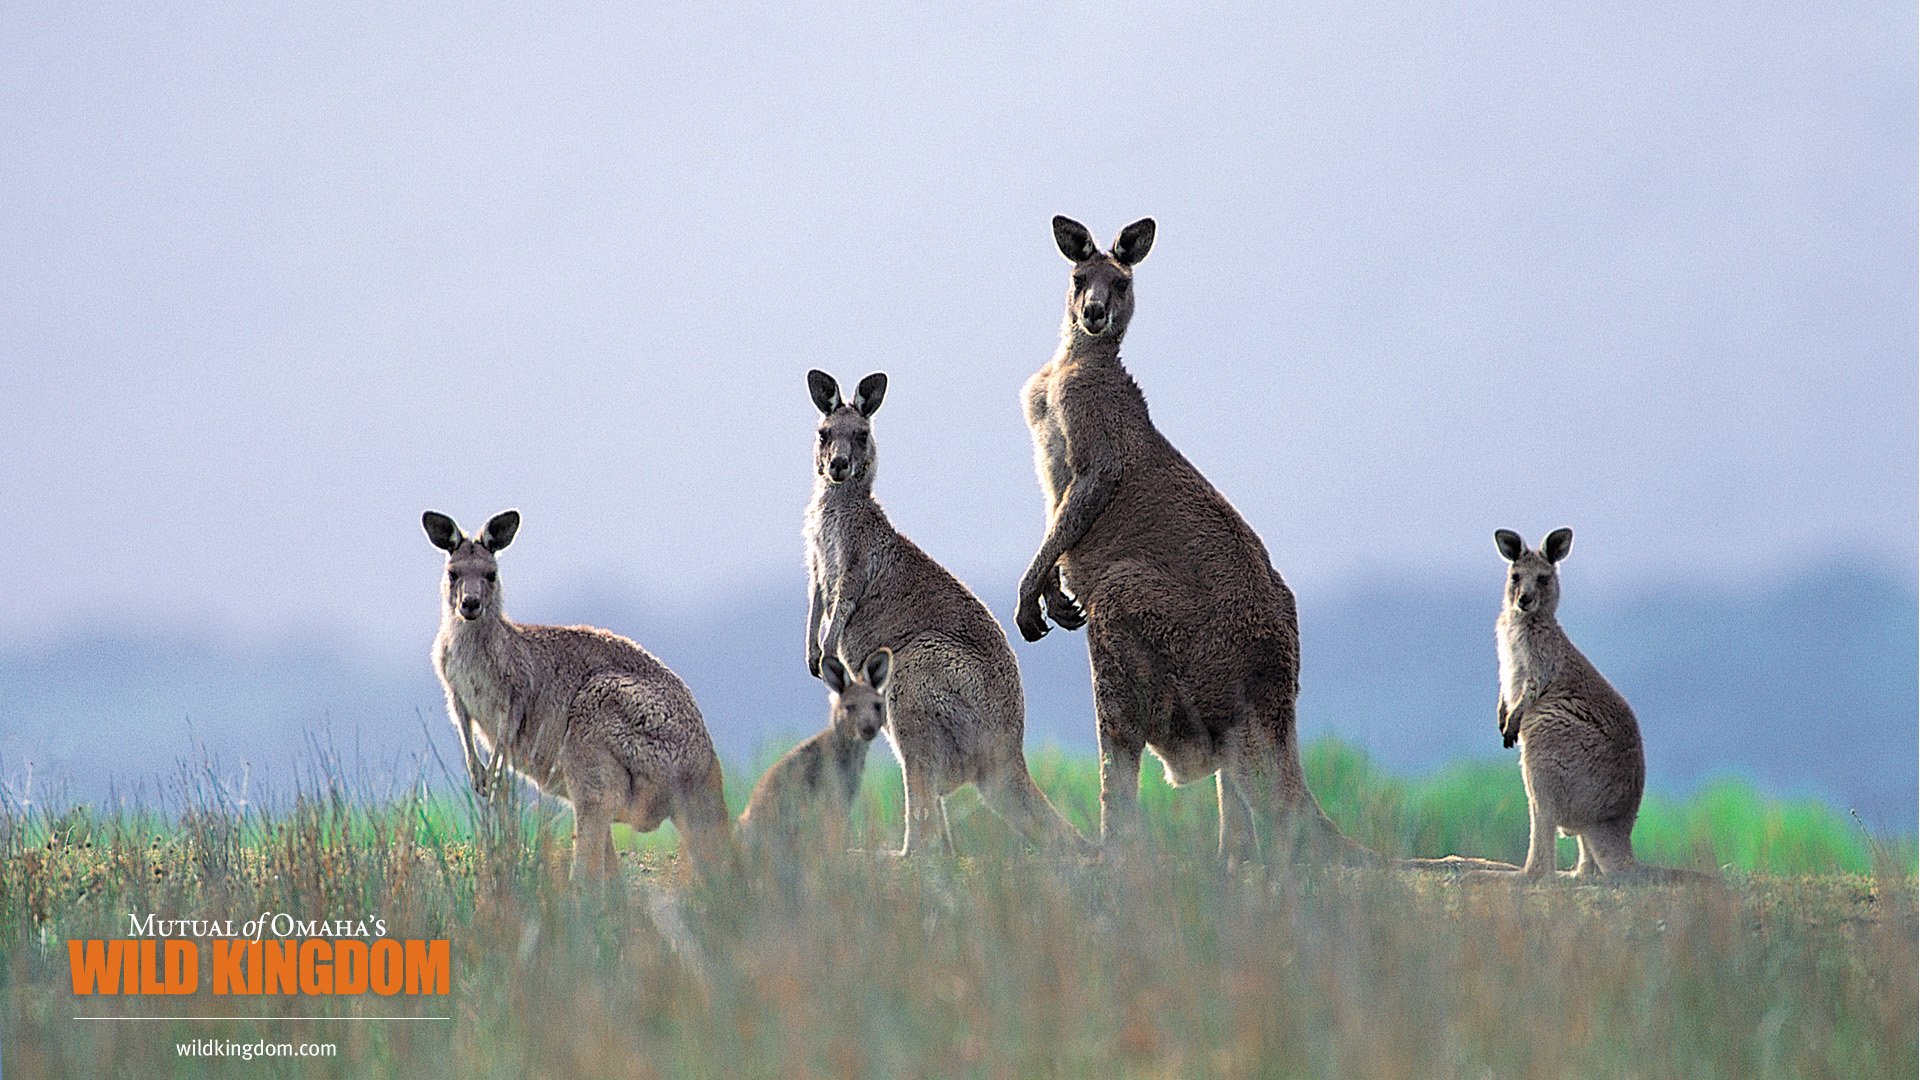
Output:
[
  {"xmin": 853, "ymin": 432, "xmax": 868, "ymax": 447},
  {"xmin": 486, "ymin": 571, "xmax": 497, "ymax": 583},
  {"xmin": 1073, "ymin": 274, "xmax": 1089, "ymax": 290},
  {"xmin": 1536, "ymin": 575, "xmax": 1549, "ymax": 586},
  {"xmin": 1113, "ymin": 278, "xmax": 1130, "ymax": 293},
  {"xmin": 1509, "ymin": 574, "xmax": 1520, "ymax": 585},
  {"xmin": 449, "ymin": 570, "xmax": 459, "ymax": 583}
]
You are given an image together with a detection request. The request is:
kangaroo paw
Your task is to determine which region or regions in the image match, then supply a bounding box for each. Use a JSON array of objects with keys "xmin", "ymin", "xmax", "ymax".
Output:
[{"xmin": 1043, "ymin": 586, "xmax": 1086, "ymax": 630}]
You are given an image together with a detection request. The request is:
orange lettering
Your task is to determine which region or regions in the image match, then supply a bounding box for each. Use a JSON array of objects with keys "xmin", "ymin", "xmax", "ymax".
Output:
[
  {"xmin": 298, "ymin": 939, "xmax": 330, "ymax": 994},
  {"xmin": 263, "ymin": 940, "xmax": 299, "ymax": 995},
  {"xmin": 211, "ymin": 940, "xmax": 253, "ymax": 994},
  {"xmin": 369, "ymin": 940, "xmax": 403, "ymax": 995},
  {"xmin": 68, "ymin": 940, "xmax": 122, "ymax": 994},
  {"xmin": 164, "ymin": 940, "xmax": 198, "ymax": 995},
  {"xmin": 333, "ymin": 940, "xmax": 368, "ymax": 994},
  {"xmin": 138, "ymin": 940, "xmax": 163, "ymax": 994},
  {"xmin": 405, "ymin": 939, "xmax": 450, "ymax": 995}
]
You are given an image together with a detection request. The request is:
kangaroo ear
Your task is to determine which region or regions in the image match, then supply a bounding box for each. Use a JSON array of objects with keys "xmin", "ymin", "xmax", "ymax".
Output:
[
  {"xmin": 863, "ymin": 647, "xmax": 892, "ymax": 692},
  {"xmin": 1542, "ymin": 527, "xmax": 1573, "ymax": 564},
  {"xmin": 807, "ymin": 369, "xmax": 843, "ymax": 414},
  {"xmin": 853, "ymin": 372, "xmax": 888, "ymax": 417},
  {"xmin": 1494, "ymin": 529, "xmax": 1525, "ymax": 563},
  {"xmin": 821, "ymin": 655, "xmax": 850, "ymax": 695},
  {"xmin": 423, "ymin": 511, "xmax": 462, "ymax": 552},
  {"xmin": 1053, "ymin": 215, "xmax": 1097, "ymax": 262},
  {"xmin": 480, "ymin": 510, "xmax": 520, "ymax": 553},
  {"xmin": 1112, "ymin": 217, "xmax": 1156, "ymax": 266}
]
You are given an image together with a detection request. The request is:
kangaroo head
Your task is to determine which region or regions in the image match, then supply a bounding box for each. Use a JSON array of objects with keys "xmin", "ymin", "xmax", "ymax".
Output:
[
  {"xmin": 1053, "ymin": 215, "xmax": 1154, "ymax": 339},
  {"xmin": 1494, "ymin": 527, "xmax": 1572, "ymax": 617},
  {"xmin": 821, "ymin": 647, "xmax": 891, "ymax": 742},
  {"xmin": 807, "ymin": 370, "xmax": 887, "ymax": 487},
  {"xmin": 423, "ymin": 509, "xmax": 520, "ymax": 621}
]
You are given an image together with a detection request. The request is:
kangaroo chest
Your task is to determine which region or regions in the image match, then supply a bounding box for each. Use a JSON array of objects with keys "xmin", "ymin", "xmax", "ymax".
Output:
[
  {"xmin": 1497, "ymin": 618, "xmax": 1559, "ymax": 704},
  {"xmin": 809, "ymin": 498, "xmax": 865, "ymax": 579},
  {"xmin": 439, "ymin": 629, "xmax": 516, "ymax": 741}
]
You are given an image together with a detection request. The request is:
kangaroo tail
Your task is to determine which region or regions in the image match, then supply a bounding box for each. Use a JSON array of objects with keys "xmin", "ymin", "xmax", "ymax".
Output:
[
  {"xmin": 1400, "ymin": 855, "xmax": 1522, "ymax": 873},
  {"xmin": 1621, "ymin": 863, "xmax": 1721, "ymax": 885}
]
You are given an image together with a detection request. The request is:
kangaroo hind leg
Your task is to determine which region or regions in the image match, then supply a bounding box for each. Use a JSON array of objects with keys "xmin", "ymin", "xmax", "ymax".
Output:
[
  {"xmin": 668, "ymin": 759, "xmax": 735, "ymax": 879},
  {"xmin": 978, "ymin": 759, "xmax": 1093, "ymax": 855},
  {"xmin": 1579, "ymin": 818, "xmax": 1638, "ymax": 877},
  {"xmin": 1216, "ymin": 770, "xmax": 1259, "ymax": 868}
]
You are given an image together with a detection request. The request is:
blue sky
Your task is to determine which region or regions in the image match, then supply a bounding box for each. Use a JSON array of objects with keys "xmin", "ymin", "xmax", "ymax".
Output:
[{"xmin": 3, "ymin": 3, "xmax": 1913, "ymax": 656}]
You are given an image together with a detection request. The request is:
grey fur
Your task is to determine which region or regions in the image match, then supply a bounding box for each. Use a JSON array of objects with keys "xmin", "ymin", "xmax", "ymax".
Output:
[
  {"xmin": 737, "ymin": 648, "xmax": 890, "ymax": 854},
  {"xmin": 423, "ymin": 509, "xmax": 731, "ymax": 879},
  {"xmin": 1017, "ymin": 216, "xmax": 1371, "ymax": 865},
  {"xmin": 1494, "ymin": 527, "xmax": 1649, "ymax": 878},
  {"xmin": 803, "ymin": 370, "xmax": 1093, "ymax": 856}
]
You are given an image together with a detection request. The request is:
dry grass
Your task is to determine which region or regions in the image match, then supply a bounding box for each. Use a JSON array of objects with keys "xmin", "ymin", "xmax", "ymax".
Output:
[{"xmin": 2, "ymin": 752, "xmax": 1914, "ymax": 1079}]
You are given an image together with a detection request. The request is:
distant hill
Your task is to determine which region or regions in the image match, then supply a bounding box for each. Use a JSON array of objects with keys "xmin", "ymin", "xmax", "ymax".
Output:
[{"xmin": 1, "ymin": 563, "xmax": 1912, "ymax": 827}]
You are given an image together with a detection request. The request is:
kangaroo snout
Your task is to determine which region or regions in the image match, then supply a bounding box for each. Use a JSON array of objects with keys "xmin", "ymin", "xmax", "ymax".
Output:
[
  {"xmin": 459, "ymin": 595, "xmax": 483, "ymax": 619},
  {"xmin": 826, "ymin": 455, "xmax": 853, "ymax": 482}
]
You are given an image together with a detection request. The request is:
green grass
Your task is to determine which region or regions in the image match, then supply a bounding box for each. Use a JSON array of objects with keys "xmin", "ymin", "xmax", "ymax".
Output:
[
  {"xmin": 599, "ymin": 736, "xmax": 1911, "ymax": 878},
  {"xmin": 3, "ymin": 737, "xmax": 1914, "ymax": 1078}
]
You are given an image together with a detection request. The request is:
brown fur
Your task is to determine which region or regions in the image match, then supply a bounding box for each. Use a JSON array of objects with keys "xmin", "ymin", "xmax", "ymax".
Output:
[
  {"xmin": 804, "ymin": 371, "xmax": 1093, "ymax": 856},
  {"xmin": 1493, "ymin": 528, "xmax": 1709, "ymax": 881},
  {"xmin": 423, "ymin": 510, "xmax": 731, "ymax": 880},
  {"xmin": 738, "ymin": 649, "xmax": 889, "ymax": 855},
  {"xmin": 1016, "ymin": 216, "xmax": 1371, "ymax": 865}
]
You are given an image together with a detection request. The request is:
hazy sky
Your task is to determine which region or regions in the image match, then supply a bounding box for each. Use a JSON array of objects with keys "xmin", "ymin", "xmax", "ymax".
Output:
[{"xmin": 4, "ymin": 3, "xmax": 1913, "ymax": 655}]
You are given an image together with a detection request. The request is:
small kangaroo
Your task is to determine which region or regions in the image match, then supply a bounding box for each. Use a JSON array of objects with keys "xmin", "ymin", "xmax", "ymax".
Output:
[
  {"xmin": 1017, "ymin": 216, "xmax": 1372, "ymax": 866},
  {"xmin": 1495, "ymin": 527, "xmax": 1648, "ymax": 878},
  {"xmin": 737, "ymin": 648, "xmax": 891, "ymax": 853},
  {"xmin": 423, "ymin": 509, "xmax": 731, "ymax": 879},
  {"xmin": 804, "ymin": 370, "xmax": 1092, "ymax": 856}
]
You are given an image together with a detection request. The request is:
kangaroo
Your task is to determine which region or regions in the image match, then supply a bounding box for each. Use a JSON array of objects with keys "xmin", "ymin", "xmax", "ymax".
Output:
[
  {"xmin": 1494, "ymin": 527, "xmax": 1651, "ymax": 878},
  {"xmin": 737, "ymin": 648, "xmax": 890, "ymax": 854},
  {"xmin": 423, "ymin": 509, "xmax": 732, "ymax": 880},
  {"xmin": 1017, "ymin": 216, "xmax": 1371, "ymax": 866},
  {"xmin": 804, "ymin": 370, "xmax": 1092, "ymax": 856}
]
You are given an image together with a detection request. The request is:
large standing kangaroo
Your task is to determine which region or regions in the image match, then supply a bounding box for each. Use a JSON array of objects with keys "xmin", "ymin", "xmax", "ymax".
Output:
[
  {"xmin": 1016, "ymin": 216, "xmax": 1370, "ymax": 865},
  {"xmin": 804, "ymin": 370, "xmax": 1091, "ymax": 856}
]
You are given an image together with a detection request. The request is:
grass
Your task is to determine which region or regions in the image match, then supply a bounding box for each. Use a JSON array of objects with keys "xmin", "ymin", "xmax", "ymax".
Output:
[
  {"xmin": 626, "ymin": 736, "xmax": 1910, "ymax": 878},
  {"xmin": 2, "ymin": 736, "xmax": 1914, "ymax": 1078}
]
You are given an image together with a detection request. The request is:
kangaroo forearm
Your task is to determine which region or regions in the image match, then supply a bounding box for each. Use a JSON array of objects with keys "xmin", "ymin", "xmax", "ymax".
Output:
[
  {"xmin": 506, "ymin": 695, "xmax": 529, "ymax": 750},
  {"xmin": 456, "ymin": 710, "xmax": 483, "ymax": 769},
  {"xmin": 453, "ymin": 704, "xmax": 497, "ymax": 795},
  {"xmin": 1023, "ymin": 469, "xmax": 1118, "ymax": 589},
  {"xmin": 805, "ymin": 583, "xmax": 825, "ymax": 666},
  {"xmin": 447, "ymin": 695, "xmax": 481, "ymax": 760},
  {"xmin": 821, "ymin": 597, "xmax": 856, "ymax": 659},
  {"xmin": 1517, "ymin": 680, "xmax": 1539, "ymax": 712}
]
